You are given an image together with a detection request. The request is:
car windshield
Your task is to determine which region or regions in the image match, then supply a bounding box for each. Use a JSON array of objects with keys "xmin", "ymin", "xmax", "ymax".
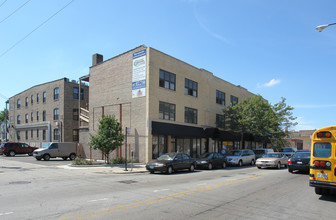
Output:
[
  {"xmin": 157, "ymin": 153, "xmax": 175, "ymax": 160},
  {"xmin": 292, "ymin": 152, "xmax": 310, "ymax": 159},
  {"xmin": 200, "ymin": 153, "xmax": 212, "ymax": 158},
  {"xmin": 226, "ymin": 150, "xmax": 242, "ymax": 156},
  {"xmin": 41, "ymin": 142, "xmax": 51, "ymax": 149},
  {"xmin": 262, "ymin": 153, "xmax": 281, "ymax": 158}
]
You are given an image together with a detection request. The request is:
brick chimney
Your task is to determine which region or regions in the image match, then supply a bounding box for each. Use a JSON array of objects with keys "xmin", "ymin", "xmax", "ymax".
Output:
[{"xmin": 92, "ymin": 53, "xmax": 103, "ymax": 66}]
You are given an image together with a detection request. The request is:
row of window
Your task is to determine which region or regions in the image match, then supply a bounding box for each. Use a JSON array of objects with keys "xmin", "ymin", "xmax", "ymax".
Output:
[
  {"xmin": 14, "ymin": 109, "xmax": 79, "ymax": 124},
  {"xmin": 16, "ymin": 129, "xmax": 79, "ymax": 142},
  {"xmin": 159, "ymin": 69, "xmax": 239, "ymax": 106},
  {"xmin": 14, "ymin": 87, "xmax": 84, "ymax": 109},
  {"xmin": 159, "ymin": 101, "xmax": 225, "ymax": 128}
]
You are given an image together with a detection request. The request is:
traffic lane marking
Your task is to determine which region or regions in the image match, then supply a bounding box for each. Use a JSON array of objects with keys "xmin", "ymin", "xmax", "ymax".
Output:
[
  {"xmin": 0, "ymin": 212, "xmax": 14, "ymax": 216},
  {"xmin": 59, "ymin": 172, "xmax": 272, "ymax": 220},
  {"xmin": 87, "ymin": 198, "xmax": 108, "ymax": 203}
]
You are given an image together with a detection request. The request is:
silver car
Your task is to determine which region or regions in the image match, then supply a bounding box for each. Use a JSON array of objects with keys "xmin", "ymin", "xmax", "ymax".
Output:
[
  {"xmin": 226, "ymin": 149, "xmax": 256, "ymax": 166},
  {"xmin": 256, "ymin": 153, "xmax": 288, "ymax": 169}
]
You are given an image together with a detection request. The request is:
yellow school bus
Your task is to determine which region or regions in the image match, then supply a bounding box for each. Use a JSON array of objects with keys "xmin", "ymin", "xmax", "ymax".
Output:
[{"xmin": 309, "ymin": 126, "xmax": 336, "ymax": 195}]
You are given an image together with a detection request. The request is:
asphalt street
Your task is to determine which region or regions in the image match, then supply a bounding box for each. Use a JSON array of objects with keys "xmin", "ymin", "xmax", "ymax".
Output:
[{"xmin": 0, "ymin": 155, "xmax": 335, "ymax": 220}]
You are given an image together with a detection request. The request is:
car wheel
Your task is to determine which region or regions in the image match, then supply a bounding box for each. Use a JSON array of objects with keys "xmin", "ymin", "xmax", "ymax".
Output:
[
  {"xmin": 62, "ymin": 157, "xmax": 68, "ymax": 160},
  {"xmin": 69, "ymin": 153, "xmax": 76, "ymax": 160},
  {"xmin": 238, "ymin": 160, "xmax": 243, "ymax": 167},
  {"xmin": 208, "ymin": 163, "xmax": 213, "ymax": 170},
  {"xmin": 150, "ymin": 171, "xmax": 154, "ymax": 174},
  {"xmin": 222, "ymin": 162, "xmax": 227, "ymax": 169},
  {"xmin": 189, "ymin": 164, "xmax": 195, "ymax": 172},
  {"xmin": 288, "ymin": 168, "xmax": 293, "ymax": 173},
  {"xmin": 257, "ymin": 166, "xmax": 261, "ymax": 169},
  {"xmin": 28, "ymin": 152, "xmax": 33, "ymax": 156},
  {"xmin": 43, "ymin": 154, "xmax": 50, "ymax": 161},
  {"xmin": 315, "ymin": 187, "xmax": 322, "ymax": 195},
  {"xmin": 277, "ymin": 162, "xmax": 281, "ymax": 169},
  {"xmin": 167, "ymin": 166, "xmax": 173, "ymax": 174},
  {"xmin": 251, "ymin": 159, "xmax": 255, "ymax": 166},
  {"xmin": 36, "ymin": 158, "xmax": 41, "ymax": 161},
  {"xmin": 9, "ymin": 151, "xmax": 15, "ymax": 157}
]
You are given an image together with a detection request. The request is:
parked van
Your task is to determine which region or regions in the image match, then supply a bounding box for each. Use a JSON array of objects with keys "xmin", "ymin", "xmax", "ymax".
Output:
[{"xmin": 33, "ymin": 142, "xmax": 77, "ymax": 161}]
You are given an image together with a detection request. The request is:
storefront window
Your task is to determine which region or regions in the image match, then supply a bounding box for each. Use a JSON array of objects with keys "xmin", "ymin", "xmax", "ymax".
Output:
[{"xmin": 152, "ymin": 135, "xmax": 167, "ymax": 159}]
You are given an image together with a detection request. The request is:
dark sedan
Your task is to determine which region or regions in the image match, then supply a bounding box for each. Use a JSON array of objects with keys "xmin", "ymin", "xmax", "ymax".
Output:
[
  {"xmin": 288, "ymin": 150, "xmax": 310, "ymax": 173},
  {"xmin": 196, "ymin": 152, "xmax": 227, "ymax": 170},
  {"xmin": 146, "ymin": 152, "xmax": 196, "ymax": 174}
]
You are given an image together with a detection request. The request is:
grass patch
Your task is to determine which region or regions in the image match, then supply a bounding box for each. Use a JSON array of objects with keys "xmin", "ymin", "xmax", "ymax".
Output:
[{"xmin": 72, "ymin": 157, "xmax": 94, "ymax": 165}]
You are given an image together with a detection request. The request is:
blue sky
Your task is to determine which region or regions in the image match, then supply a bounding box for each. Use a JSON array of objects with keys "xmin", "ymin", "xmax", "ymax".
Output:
[{"xmin": 1, "ymin": 0, "xmax": 336, "ymax": 131}]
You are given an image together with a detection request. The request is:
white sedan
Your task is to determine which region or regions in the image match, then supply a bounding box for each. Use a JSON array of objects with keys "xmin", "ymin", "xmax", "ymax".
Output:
[{"xmin": 256, "ymin": 153, "xmax": 288, "ymax": 169}]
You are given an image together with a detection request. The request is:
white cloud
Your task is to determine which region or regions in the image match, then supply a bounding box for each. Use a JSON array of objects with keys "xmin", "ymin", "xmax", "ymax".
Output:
[{"xmin": 257, "ymin": 78, "xmax": 281, "ymax": 88}]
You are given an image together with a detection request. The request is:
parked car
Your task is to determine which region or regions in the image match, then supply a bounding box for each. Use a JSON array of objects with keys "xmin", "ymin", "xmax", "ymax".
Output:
[
  {"xmin": 253, "ymin": 148, "xmax": 274, "ymax": 160},
  {"xmin": 256, "ymin": 153, "xmax": 288, "ymax": 169},
  {"xmin": 0, "ymin": 142, "xmax": 38, "ymax": 156},
  {"xmin": 281, "ymin": 147, "xmax": 297, "ymax": 157},
  {"xmin": 146, "ymin": 152, "xmax": 196, "ymax": 174},
  {"xmin": 33, "ymin": 142, "xmax": 77, "ymax": 161},
  {"xmin": 288, "ymin": 150, "xmax": 310, "ymax": 173},
  {"xmin": 226, "ymin": 149, "xmax": 255, "ymax": 166},
  {"xmin": 196, "ymin": 152, "xmax": 227, "ymax": 170}
]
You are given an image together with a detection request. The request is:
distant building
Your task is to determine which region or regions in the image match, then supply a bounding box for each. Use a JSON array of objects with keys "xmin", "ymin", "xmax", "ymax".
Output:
[
  {"xmin": 79, "ymin": 45, "xmax": 263, "ymax": 163},
  {"xmin": 287, "ymin": 130, "xmax": 315, "ymax": 150},
  {"xmin": 6, "ymin": 78, "xmax": 89, "ymax": 147}
]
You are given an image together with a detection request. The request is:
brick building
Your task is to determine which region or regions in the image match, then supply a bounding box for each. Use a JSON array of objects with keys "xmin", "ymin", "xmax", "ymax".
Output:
[
  {"xmin": 79, "ymin": 45, "xmax": 263, "ymax": 163},
  {"xmin": 6, "ymin": 78, "xmax": 89, "ymax": 147},
  {"xmin": 287, "ymin": 130, "xmax": 315, "ymax": 150}
]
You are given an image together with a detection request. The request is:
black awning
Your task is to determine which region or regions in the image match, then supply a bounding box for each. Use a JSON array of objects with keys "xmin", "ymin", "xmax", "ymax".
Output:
[{"xmin": 152, "ymin": 121, "xmax": 206, "ymax": 138}]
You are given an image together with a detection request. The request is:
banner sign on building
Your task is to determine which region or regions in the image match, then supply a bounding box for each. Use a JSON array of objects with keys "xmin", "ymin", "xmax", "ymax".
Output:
[{"xmin": 132, "ymin": 49, "xmax": 146, "ymax": 98}]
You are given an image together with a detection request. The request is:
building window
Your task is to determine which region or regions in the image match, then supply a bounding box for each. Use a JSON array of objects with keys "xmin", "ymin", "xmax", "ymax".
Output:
[
  {"xmin": 53, "ymin": 108, "xmax": 59, "ymax": 120},
  {"xmin": 17, "ymin": 115, "xmax": 21, "ymax": 124},
  {"xmin": 10, "ymin": 103, "xmax": 13, "ymax": 110},
  {"xmin": 36, "ymin": 111, "xmax": 39, "ymax": 121},
  {"xmin": 80, "ymin": 88, "xmax": 84, "ymax": 100},
  {"xmin": 73, "ymin": 109, "xmax": 79, "ymax": 121},
  {"xmin": 73, "ymin": 129, "xmax": 79, "ymax": 141},
  {"xmin": 25, "ymin": 130, "xmax": 28, "ymax": 140},
  {"xmin": 73, "ymin": 87, "xmax": 79, "ymax": 99},
  {"xmin": 231, "ymin": 95, "xmax": 238, "ymax": 106},
  {"xmin": 31, "ymin": 112, "xmax": 33, "ymax": 122},
  {"xmin": 54, "ymin": 87, "xmax": 59, "ymax": 100},
  {"xmin": 10, "ymin": 116, "xmax": 13, "ymax": 123},
  {"xmin": 54, "ymin": 129, "xmax": 59, "ymax": 141},
  {"xmin": 185, "ymin": 107, "xmax": 197, "ymax": 124},
  {"xmin": 36, "ymin": 93, "xmax": 39, "ymax": 103},
  {"xmin": 216, "ymin": 90, "xmax": 225, "ymax": 106},
  {"xmin": 17, "ymin": 99, "xmax": 21, "ymax": 109},
  {"xmin": 43, "ymin": 111, "xmax": 46, "ymax": 121},
  {"xmin": 17, "ymin": 131, "xmax": 20, "ymax": 140},
  {"xmin": 31, "ymin": 95, "xmax": 33, "ymax": 105},
  {"xmin": 216, "ymin": 114, "xmax": 225, "ymax": 129},
  {"xmin": 185, "ymin": 78, "xmax": 198, "ymax": 97},
  {"xmin": 36, "ymin": 129, "xmax": 39, "ymax": 139},
  {"xmin": 43, "ymin": 92, "xmax": 46, "ymax": 103},
  {"xmin": 159, "ymin": 101, "xmax": 175, "ymax": 121},
  {"xmin": 43, "ymin": 130, "xmax": 46, "ymax": 141},
  {"xmin": 25, "ymin": 97, "xmax": 29, "ymax": 107},
  {"xmin": 159, "ymin": 69, "xmax": 175, "ymax": 91},
  {"xmin": 25, "ymin": 114, "xmax": 29, "ymax": 123},
  {"xmin": 31, "ymin": 129, "xmax": 33, "ymax": 139}
]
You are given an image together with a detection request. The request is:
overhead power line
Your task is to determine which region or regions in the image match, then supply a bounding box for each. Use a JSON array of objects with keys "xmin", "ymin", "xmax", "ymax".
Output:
[
  {"xmin": 0, "ymin": 0, "xmax": 75, "ymax": 58},
  {"xmin": 0, "ymin": 0, "xmax": 8, "ymax": 9},
  {"xmin": 0, "ymin": 0, "xmax": 31, "ymax": 24}
]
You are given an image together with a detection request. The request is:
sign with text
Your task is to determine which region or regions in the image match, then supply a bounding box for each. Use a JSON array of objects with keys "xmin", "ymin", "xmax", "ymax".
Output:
[{"xmin": 132, "ymin": 49, "xmax": 146, "ymax": 98}]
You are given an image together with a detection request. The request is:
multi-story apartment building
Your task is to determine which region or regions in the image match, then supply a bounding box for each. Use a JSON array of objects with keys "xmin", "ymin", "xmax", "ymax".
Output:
[
  {"xmin": 79, "ymin": 45, "xmax": 262, "ymax": 163},
  {"xmin": 6, "ymin": 78, "xmax": 89, "ymax": 147}
]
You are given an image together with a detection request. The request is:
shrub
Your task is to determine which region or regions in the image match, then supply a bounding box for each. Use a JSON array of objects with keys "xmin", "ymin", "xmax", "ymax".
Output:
[
  {"xmin": 110, "ymin": 157, "xmax": 139, "ymax": 164},
  {"xmin": 72, "ymin": 157, "xmax": 93, "ymax": 165}
]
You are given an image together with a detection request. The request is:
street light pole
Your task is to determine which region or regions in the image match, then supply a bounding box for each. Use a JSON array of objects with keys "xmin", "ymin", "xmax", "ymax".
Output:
[{"xmin": 316, "ymin": 23, "xmax": 336, "ymax": 32}]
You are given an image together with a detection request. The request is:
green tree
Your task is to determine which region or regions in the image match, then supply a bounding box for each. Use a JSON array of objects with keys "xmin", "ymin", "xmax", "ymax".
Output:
[
  {"xmin": 0, "ymin": 108, "xmax": 8, "ymax": 122},
  {"xmin": 89, "ymin": 115, "xmax": 125, "ymax": 163},
  {"xmin": 221, "ymin": 95, "xmax": 297, "ymax": 149}
]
